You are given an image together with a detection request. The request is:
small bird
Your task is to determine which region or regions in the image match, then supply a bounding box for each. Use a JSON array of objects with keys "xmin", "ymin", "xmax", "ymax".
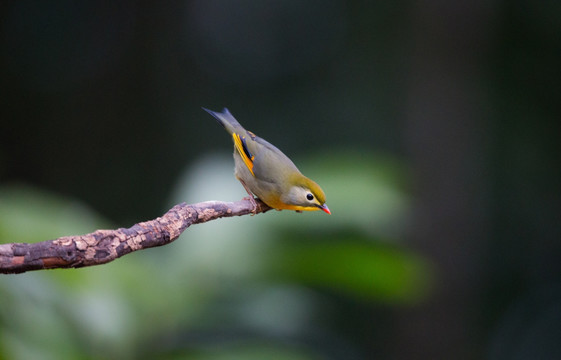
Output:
[{"xmin": 204, "ymin": 107, "xmax": 330, "ymax": 215}]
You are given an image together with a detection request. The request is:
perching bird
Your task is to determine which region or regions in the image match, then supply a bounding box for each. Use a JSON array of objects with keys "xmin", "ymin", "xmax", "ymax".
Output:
[{"xmin": 203, "ymin": 107, "xmax": 330, "ymax": 215}]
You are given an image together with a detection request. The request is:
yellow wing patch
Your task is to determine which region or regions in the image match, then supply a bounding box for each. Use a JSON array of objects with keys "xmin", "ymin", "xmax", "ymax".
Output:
[{"xmin": 232, "ymin": 132, "xmax": 255, "ymax": 176}]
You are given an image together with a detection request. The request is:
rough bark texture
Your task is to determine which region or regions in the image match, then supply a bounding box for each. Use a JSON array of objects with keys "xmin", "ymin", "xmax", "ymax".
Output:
[{"xmin": 0, "ymin": 199, "xmax": 271, "ymax": 274}]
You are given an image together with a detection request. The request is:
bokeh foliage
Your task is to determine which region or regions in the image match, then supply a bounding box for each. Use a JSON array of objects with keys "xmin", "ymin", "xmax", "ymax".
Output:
[
  {"xmin": 1, "ymin": 0, "xmax": 560, "ymax": 359},
  {"xmin": 0, "ymin": 153, "xmax": 430, "ymax": 359}
]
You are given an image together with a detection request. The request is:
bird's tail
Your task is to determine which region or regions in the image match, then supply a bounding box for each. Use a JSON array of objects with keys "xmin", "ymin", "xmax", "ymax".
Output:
[{"xmin": 202, "ymin": 107, "xmax": 243, "ymax": 135}]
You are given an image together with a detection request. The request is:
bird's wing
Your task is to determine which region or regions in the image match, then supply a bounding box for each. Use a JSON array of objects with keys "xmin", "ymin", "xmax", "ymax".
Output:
[{"xmin": 232, "ymin": 132, "xmax": 256, "ymax": 176}]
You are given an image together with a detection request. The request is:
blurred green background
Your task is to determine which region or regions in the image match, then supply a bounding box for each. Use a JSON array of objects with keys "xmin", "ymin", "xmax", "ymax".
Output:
[{"xmin": 1, "ymin": 1, "xmax": 560, "ymax": 359}]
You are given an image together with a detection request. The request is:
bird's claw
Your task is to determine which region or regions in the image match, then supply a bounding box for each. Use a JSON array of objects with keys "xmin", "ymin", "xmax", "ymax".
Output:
[{"xmin": 243, "ymin": 196, "xmax": 258, "ymax": 215}]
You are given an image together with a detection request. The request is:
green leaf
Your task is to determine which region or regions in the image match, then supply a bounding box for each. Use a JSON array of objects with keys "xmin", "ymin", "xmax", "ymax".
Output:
[{"xmin": 268, "ymin": 240, "xmax": 434, "ymax": 305}]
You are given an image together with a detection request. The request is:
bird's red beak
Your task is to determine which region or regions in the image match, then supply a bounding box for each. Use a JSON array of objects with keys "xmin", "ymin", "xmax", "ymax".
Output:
[{"xmin": 320, "ymin": 204, "xmax": 331, "ymax": 215}]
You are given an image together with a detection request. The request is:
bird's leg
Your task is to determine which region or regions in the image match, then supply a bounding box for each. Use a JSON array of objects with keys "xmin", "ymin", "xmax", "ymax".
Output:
[{"xmin": 238, "ymin": 179, "xmax": 258, "ymax": 215}]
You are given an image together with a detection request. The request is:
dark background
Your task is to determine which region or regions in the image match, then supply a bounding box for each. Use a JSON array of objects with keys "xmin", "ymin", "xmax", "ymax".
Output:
[{"xmin": 1, "ymin": 1, "xmax": 560, "ymax": 359}]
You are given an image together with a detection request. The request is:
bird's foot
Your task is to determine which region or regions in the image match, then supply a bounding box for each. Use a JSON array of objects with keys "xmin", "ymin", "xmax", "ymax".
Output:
[{"xmin": 243, "ymin": 196, "xmax": 258, "ymax": 215}]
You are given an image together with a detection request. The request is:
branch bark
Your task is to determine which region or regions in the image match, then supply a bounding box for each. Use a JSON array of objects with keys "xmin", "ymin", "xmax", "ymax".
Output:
[{"xmin": 0, "ymin": 199, "xmax": 271, "ymax": 274}]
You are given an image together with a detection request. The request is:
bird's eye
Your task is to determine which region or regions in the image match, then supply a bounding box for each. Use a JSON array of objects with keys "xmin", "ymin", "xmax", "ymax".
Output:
[{"xmin": 306, "ymin": 193, "xmax": 314, "ymax": 201}]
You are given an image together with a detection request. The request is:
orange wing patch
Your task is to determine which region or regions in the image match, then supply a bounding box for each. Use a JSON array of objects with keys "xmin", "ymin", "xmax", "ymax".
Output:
[{"xmin": 232, "ymin": 132, "xmax": 255, "ymax": 176}]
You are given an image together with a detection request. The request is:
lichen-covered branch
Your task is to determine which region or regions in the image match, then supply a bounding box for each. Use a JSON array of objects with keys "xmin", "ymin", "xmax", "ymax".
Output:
[{"xmin": 0, "ymin": 199, "xmax": 271, "ymax": 274}]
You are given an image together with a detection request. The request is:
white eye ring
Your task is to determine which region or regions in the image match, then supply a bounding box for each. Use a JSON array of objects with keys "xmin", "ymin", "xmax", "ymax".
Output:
[{"xmin": 306, "ymin": 193, "xmax": 314, "ymax": 201}]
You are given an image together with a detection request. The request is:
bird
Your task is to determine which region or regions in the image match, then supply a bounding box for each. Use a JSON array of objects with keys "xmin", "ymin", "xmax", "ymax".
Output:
[{"xmin": 203, "ymin": 107, "xmax": 330, "ymax": 215}]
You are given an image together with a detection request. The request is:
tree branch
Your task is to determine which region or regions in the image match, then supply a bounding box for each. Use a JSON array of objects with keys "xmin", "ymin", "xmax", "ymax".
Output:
[{"xmin": 0, "ymin": 199, "xmax": 271, "ymax": 274}]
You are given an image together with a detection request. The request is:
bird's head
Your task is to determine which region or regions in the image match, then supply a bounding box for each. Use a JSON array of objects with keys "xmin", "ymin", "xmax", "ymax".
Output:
[{"xmin": 283, "ymin": 174, "xmax": 331, "ymax": 214}]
